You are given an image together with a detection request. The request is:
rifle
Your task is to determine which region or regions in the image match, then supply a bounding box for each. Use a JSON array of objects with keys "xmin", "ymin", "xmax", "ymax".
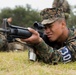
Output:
[{"xmin": 0, "ymin": 18, "xmax": 44, "ymax": 43}]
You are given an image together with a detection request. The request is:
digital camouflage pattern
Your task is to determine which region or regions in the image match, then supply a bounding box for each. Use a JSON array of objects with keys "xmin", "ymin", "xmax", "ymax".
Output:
[
  {"xmin": 35, "ymin": 29, "xmax": 76, "ymax": 64},
  {"xmin": 40, "ymin": 8, "xmax": 65, "ymax": 25},
  {"xmin": 66, "ymin": 29, "xmax": 76, "ymax": 61},
  {"xmin": 7, "ymin": 38, "xmax": 26, "ymax": 51},
  {"xmin": 8, "ymin": 41, "xmax": 25, "ymax": 51},
  {"xmin": 52, "ymin": 0, "xmax": 70, "ymax": 20},
  {"xmin": 0, "ymin": 33, "xmax": 7, "ymax": 49},
  {"xmin": 0, "ymin": 32, "xmax": 26, "ymax": 51}
]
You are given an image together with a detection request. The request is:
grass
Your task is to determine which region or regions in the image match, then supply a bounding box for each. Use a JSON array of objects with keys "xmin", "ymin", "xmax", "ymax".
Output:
[{"xmin": 0, "ymin": 50, "xmax": 76, "ymax": 75}]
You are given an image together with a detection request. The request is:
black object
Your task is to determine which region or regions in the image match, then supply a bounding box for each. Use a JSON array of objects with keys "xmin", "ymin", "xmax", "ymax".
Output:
[{"xmin": 0, "ymin": 18, "xmax": 44, "ymax": 42}]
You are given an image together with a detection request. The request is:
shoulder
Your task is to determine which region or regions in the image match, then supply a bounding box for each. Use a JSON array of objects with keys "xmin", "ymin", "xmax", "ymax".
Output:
[
  {"xmin": 70, "ymin": 28, "xmax": 76, "ymax": 36},
  {"xmin": 67, "ymin": 28, "xmax": 76, "ymax": 41}
]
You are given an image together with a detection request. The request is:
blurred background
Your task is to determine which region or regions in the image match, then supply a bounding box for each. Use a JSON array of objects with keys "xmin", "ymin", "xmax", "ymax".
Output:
[{"xmin": 0, "ymin": 0, "xmax": 76, "ymax": 28}]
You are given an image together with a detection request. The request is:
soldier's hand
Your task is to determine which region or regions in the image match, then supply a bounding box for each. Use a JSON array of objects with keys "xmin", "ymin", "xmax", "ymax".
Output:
[
  {"xmin": 21, "ymin": 28, "xmax": 42, "ymax": 44},
  {"xmin": 7, "ymin": 17, "xmax": 12, "ymax": 23}
]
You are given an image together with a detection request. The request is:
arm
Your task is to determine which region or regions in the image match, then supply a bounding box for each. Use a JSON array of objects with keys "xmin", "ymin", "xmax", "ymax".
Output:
[
  {"xmin": 59, "ymin": 30, "xmax": 76, "ymax": 63},
  {"xmin": 21, "ymin": 28, "xmax": 76, "ymax": 64},
  {"xmin": 34, "ymin": 37, "xmax": 76, "ymax": 64},
  {"xmin": 21, "ymin": 28, "xmax": 61, "ymax": 64}
]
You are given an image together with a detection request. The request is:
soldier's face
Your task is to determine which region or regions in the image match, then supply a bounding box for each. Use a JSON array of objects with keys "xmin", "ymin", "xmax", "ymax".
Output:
[{"xmin": 44, "ymin": 20, "xmax": 64, "ymax": 42}]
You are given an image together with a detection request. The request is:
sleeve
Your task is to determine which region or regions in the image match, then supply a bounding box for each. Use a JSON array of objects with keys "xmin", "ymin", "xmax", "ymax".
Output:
[
  {"xmin": 66, "ymin": 38, "xmax": 76, "ymax": 61},
  {"xmin": 59, "ymin": 30, "xmax": 76, "ymax": 63},
  {"xmin": 35, "ymin": 40, "xmax": 62, "ymax": 64},
  {"xmin": 35, "ymin": 36, "xmax": 76, "ymax": 64},
  {"xmin": 58, "ymin": 37, "xmax": 76, "ymax": 63}
]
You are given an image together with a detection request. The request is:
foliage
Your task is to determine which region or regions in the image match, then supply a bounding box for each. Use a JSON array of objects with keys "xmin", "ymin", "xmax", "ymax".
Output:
[
  {"xmin": 67, "ymin": 5, "xmax": 76, "ymax": 28},
  {"xmin": 0, "ymin": 8, "xmax": 13, "ymax": 25},
  {"xmin": 0, "ymin": 4, "xmax": 76, "ymax": 28},
  {"xmin": 0, "ymin": 4, "xmax": 42, "ymax": 27}
]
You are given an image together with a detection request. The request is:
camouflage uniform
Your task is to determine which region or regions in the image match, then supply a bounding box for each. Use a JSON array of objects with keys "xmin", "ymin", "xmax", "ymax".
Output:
[
  {"xmin": 33, "ymin": 8, "xmax": 76, "ymax": 64},
  {"xmin": 0, "ymin": 33, "xmax": 7, "ymax": 51}
]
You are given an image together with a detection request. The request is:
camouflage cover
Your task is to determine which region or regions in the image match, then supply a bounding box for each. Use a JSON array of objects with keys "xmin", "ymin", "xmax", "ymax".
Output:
[
  {"xmin": 40, "ymin": 8, "xmax": 65, "ymax": 25},
  {"xmin": 52, "ymin": 0, "xmax": 70, "ymax": 20}
]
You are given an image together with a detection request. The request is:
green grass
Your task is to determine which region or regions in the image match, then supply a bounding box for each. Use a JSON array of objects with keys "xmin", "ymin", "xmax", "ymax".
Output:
[{"xmin": 0, "ymin": 50, "xmax": 76, "ymax": 75}]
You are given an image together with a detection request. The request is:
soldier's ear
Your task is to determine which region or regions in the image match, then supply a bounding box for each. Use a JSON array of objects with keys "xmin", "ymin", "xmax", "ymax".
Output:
[{"xmin": 61, "ymin": 20, "xmax": 66, "ymax": 28}]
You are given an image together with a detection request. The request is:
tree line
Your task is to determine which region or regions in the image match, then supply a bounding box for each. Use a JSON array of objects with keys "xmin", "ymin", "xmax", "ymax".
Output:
[
  {"xmin": 0, "ymin": 4, "xmax": 42, "ymax": 27},
  {"xmin": 0, "ymin": 4, "xmax": 76, "ymax": 28}
]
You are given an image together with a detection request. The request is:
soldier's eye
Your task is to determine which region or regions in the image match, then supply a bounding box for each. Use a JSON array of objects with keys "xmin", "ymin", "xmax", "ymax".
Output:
[
  {"xmin": 44, "ymin": 24, "xmax": 53, "ymax": 29},
  {"xmin": 48, "ymin": 24, "xmax": 53, "ymax": 28},
  {"xmin": 48, "ymin": 25, "xmax": 52, "ymax": 28},
  {"xmin": 44, "ymin": 26, "xmax": 47, "ymax": 29}
]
